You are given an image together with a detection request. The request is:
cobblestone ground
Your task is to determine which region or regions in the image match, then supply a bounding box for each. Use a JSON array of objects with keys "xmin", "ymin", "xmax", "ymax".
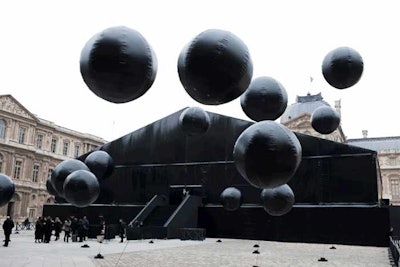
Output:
[{"xmin": 93, "ymin": 239, "xmax": 390, "ymax": 267}]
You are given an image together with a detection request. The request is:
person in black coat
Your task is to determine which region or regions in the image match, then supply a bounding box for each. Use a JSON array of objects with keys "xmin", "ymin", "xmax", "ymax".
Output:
[
  {"xmin": 3, "ymin": 216, "xmax": 15, "ymax": 247},
  {"xmin": 34, "ymin": 217, "xmax": 44, "ymax": 243},
  {"xmin": 118, "ymin": 219, "xmax": 127, "ymax": 243}
]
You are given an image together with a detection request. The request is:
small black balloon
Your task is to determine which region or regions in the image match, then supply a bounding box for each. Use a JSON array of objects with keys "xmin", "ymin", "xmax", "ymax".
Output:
[
  {"xmin": 261, "ymin": 184, "xmax": 295, "ymax": 216},
  {"xmin": 220, "ymin": 187, "xmax": 242, "ymax": 211},
  {"xmin": 46, "ymin": 178, "xmax": 58, "ymax": 196},
  {"xmin": 0, "ymin": 174, "xmax": 15, "ymax": 207},
  {"xmin": 63, "ymin": 170, "xmax": 100, "ymax": 208},
  {"xmin": 322, "ymin": 46, "xmax": 364, "ymax": 89},
  {"xmin": 311, "ymin": 106, "xmax": 341, "ymax": 134},
  {"xmin": 80, "ymin": 26, "xmax": 157, "ymax": 103},
  {"xmin": 179, "ymin": 107, "xmax": 211, "ymax": 136},
  {"xmin": 233, "ymin": 121, "xmax": 302, "ymax": 189},
  {"xmin": 178, "ymin": 29, "xmax": 253, "ymax": 105},
  {"xmin": 51, "ymin": 159, "xmax": 90, "ymax": 198},
  {"xmin": 84, "ymin": 150, "xmax": 114, "ymax": 180},
  {"xmin": 240, "ymin": 76, "xmax": 288, "ymax": 121}
]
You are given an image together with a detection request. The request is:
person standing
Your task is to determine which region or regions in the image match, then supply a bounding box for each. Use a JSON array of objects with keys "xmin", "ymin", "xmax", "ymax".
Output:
[
  {"xmin": 3, "ymin": 216, "xmax": 15, "ymax": 247},
  {"xmin": 63, "ymin": 219, "xmax": 71, "ymax": 242},
  {"xmin": 53, "ymin": 217, "xmax": 62, "ymax": 241},
  {"xmin": 118, "ymin": 218, "xmax": 127, "ymax": 243},
  {"xmin": 82, "ymin": 216, "xmax": 90, "ymax": 241}
]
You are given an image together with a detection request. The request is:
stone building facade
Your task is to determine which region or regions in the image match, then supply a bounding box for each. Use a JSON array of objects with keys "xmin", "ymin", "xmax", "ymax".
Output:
[
  {"xmin": 0, "ymin": 95, "xmax": 106, "ymax": 223},
  {"xmin": 281, "ymin": 92, "xmax": 400, "ymax": 205}
]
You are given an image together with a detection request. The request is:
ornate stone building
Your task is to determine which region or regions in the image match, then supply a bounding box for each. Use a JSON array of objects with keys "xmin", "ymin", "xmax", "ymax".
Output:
[
  {"xmin": 281, "ymin": 92, "xmax": 400, "ymax": 205},
  {"xmin": 0, "ymin": 95, "xmax": 106, "ymax": 223}
]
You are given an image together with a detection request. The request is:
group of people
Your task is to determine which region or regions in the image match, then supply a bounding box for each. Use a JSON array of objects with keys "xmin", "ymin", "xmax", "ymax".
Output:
[
  {"xmin": 34, "ymin": 215, "xmax": 90, "ymax": 243},
  {"xmin": 3, "ymin": 215, "xmax": 129, "ymax": 247}
]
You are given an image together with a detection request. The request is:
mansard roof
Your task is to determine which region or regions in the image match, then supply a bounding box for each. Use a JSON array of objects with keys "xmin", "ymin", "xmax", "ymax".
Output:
[
  {"xmin": 280, "ymin": 92, "xmax": 331, "ymax": 124},
  {"xmin": 347, "ymin": 136, "xmax": 400, "ymax": 152}
]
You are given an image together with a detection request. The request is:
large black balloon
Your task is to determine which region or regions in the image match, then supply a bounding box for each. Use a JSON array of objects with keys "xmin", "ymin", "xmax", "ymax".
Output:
[
  {"xmin": 178, "ymin": 29, "xmax": 253, "ymax": 105},
  {"xmin": 311, "ymin": 106, "xmax": 341, "ymax": 134},
  {"xmin": 233, "ymin": 121, "xmax": 302, "ymax": 189},
  {"xmin": 240, "ymin": 76, "xmax": 288, "ymax": 121},
  {"xmin": 51, "ymin": 159, "xmax": 90, "ymax": 198},
  {"xmin": 261, "ymin": 184, "xmax": 295, "ymax": 216},
  {"xmin": 322, "ymin": 46, "xmax": 364, "ymax": 89},
  {"xmin": 63, "ymin": 170, "xmax": 100, "ymax": 208},
  {"xmin": 220, "ymin": 187, "xmax": 242, "ymax": 211},
  {"xmin": 80, "ymin": 26, "xmax": 157, "ymax": 103},
  {"xmin": 46, "ymin": 178, "xmax": 58, "ymax": 196},
  {"xmin": 179, "ymin": 107, "xmax": 211, "ymax": 136},
  {"xmin": 84, "ymin": 150, "xmax": 114, "ymax": 180},
  {"xmin": 0, "ymin": 174, "xmax": 15, "ymax": 207}
]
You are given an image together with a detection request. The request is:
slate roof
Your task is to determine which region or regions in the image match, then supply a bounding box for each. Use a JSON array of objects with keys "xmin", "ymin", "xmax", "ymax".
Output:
[
  {"xmin": 280, "ymin": 92, "xmax": 331, "ymax": 124},
  {"xmin": 347, "ymin": 136, "xmax": 400, "ymax": 151}
]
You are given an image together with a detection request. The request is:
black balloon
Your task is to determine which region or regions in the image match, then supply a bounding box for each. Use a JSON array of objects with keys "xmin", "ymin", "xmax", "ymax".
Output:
[
  {"xmin": 240, "ymin": 76, "xmax": 288, "ymax": 121},
  {"xmin": 233, "ymin": 121, "xmax": 302, "ymax": 189},
  {"xmin": 322, "ymin": 46, "xmax": 364, "ymax": 89},
  {"xmin": 51, "ymin": 159, "xmax": 90, "ymax": 198},
  {"xmin": 311, "ymin": 106, "xmax": 341, "ymax": 134},
  {"xmin": 46, "ymin": 178, "xmax": 58, "ymax": 196},
  {"xmin": 84, "ymin": 150, "xmax": 114, "ymax": 180},
  {"xmin": 0, "ymin": 174, "xmax": 15, "ymax": 207},
  {"xmin": 63, "ymin": 170, "xmax": 100, "ymax": 208},
  {"xmin": 178, "ymin": 29, "xmax": 253, "ymax": 105},
  {"xmin": 80, "ymin": 26, "xmax": 157, "ymax": 103},
  {"xmin": 179, "ymin": 107, "xmax": 211, "ymax": 136},
  {"xmin": 220, "ymin": 187, "xmax": 242, "ymax": 211},
  {"xmin": 260, "ymin": 184, "xmax": 295, "ymax": 216}
]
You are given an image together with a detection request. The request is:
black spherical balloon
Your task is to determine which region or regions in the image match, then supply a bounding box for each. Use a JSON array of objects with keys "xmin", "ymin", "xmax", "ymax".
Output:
[
  {"xmin": 51, "ymin": 159, "xmax": 90, "ymax": 198},
  {"xmin": 63, "ymin": 170, "xmax": 100, "ymax": 208},
  {"xmin": 220, "ymin": 187, "xmax": 242, "ymax": 211},
  {"xmin": 311, "ymin": 106, "xmax": 341, "ymax": 134},
  {"xmin": 179, "ymin": 107, "xmax": 211, "ymax": 136},
  {"xmin": 178, "ymin": 29, "xmax": 253, "ymax": 105},
  {"xmin": 322, "ymin": 46, "xmax": 364, "ymax": 89},
  {"xmin": 261, "ymin": 184, "xmax": 295, "ymax": 216},
  {"xmin": 0, "ymin": 174, "xmax": 15, "ymax": 207},
  {"xmin": 240, "ymin": 76, "xmax": 288, "ymax": 121},
  {"xmin": 84, "ymin": 150, "xmax": 114, "ymax": 180},
  {"xmin": 80, "ymin": 26, "xmax": 157, "ymax": 103},
  {"xmin": 233, "ymin": 121, "xmax": 302, "ymax": 189},
  {"xmin": 46, "ymin": 178, "xmax": 58, "ymax": 196}
]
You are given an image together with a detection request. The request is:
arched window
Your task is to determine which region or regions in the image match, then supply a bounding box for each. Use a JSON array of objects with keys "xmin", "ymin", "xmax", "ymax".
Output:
[
  {"xmin": 391, "ymin": 177, "xmax": 400, "ymax": 197},
  {"xmin": 0, "ymin": 119, "xmax": 5, "ymax": 139}
]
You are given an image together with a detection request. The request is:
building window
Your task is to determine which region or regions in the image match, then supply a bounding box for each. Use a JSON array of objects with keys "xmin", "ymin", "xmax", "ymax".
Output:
[
  {"xmin": 14, "ymin": 160, "xmax": 22, "ymax": 179},
  {"xmin": 391, "ymin": 178, "xmax": 400, "ymax": 197},
  {"xmin": 28, "ymin": 208, "xmax": 36, "ymax": 220},
  {"xmin": 36, "ymin": 134, "xmax": 44, "ymax": 149},
  {"xmin": 18, "ymin": 127, "xmax": 26, "ymax": 144},
  {"xmin": 74, "ymin": 145, "xmax": 80, "ymax": 158},
  {"xmin": 390, "ymin": 157, "xmax": 397, "ymax": 166},
  {"xmin": 0, "ymin": 119, "xmax": 5, "ymax": 139},
  {"xmin": 32, "ymin": 164, "xmax": 39, "ymax": 182},
  {"xmin": 63, "ymin": 141, "xmax": 69, "ymax": 156},
  {"xmin": 0, "ymin": 154, "xmax": 3, "ymax": 172},
  {"xmin": 51, "ymin": 138, "xmax": 57, "ymax": 153},
  {"xmin": 47, "ymin": 168, "xmax": 53, "ymax": 179}
]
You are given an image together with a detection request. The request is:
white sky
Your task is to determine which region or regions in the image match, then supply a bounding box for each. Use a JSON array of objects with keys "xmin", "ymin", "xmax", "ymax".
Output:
[{"xmin": 0, "ymin": 0, "xmax": 399, "ymax": 141}]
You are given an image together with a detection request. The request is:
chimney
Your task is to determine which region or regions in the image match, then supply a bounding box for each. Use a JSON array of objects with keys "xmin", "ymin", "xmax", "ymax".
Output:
[{"xmin": 362, "ymin": 130, "xmax": 368, "ymax": 138}]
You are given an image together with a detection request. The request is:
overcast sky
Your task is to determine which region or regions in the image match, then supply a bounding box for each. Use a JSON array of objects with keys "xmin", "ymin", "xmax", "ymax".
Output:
[{"xmin": 0, "ymin": 1, "xmax": 398, "ymax": 141}]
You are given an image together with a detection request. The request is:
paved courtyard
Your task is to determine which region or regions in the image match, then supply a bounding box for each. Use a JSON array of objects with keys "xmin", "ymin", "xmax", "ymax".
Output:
[{"xmin": 0, "ymin": 229, "xmax": 391, "ymax": 267}]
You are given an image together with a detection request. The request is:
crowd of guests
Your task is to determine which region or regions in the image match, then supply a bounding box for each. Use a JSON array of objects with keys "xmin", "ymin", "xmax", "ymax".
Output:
[
  {"xmin": 34, "ymin": 215, "xmax": 90, "ymax": 243},
  {"xmin": 3, "ymin": 215, "xmax": 128, "ymax": 247}
]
